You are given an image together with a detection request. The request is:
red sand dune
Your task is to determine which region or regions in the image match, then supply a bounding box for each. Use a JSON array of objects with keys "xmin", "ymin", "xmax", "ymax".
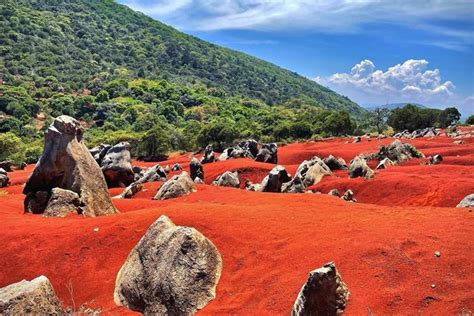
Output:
[{"xmin": 0, "ymin": 131, "xmax": 473, "ymax": 315}]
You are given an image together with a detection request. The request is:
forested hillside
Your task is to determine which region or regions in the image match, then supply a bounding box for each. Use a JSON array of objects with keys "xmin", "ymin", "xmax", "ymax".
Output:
[{"xmin": 0, "ymin": 0, "xmax": 362, "ymax": 113}]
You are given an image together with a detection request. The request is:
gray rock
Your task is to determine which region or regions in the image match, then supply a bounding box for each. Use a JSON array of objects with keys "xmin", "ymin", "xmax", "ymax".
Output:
[
  {"xmin": 0, "ymin": 161, "xmax": 12, "ymax": 172},
  {"xmin": 171, "ymin": 163, "xmax": 183, "ymax": 171},
  {"xmin": 376, "ymin": 140, "xmax": 424, "ymax": 163},
  {"xmin": 429, "ymin": 154, "xmax": 443, "ymax": 165},
  {"xmin": 348, "ymin": 156, "xmax": 375, "ymax": 179},
  {"xmin": 376, "ymin": 158, "xmax": 395, "ymax": 169},
  {"xmin": 153, "ymin": 172, "xmax": 196, "ymax": 200},
  {"xmin": 201, "ymin": 145, "xmax": 216, "ymax": 164},
  {"xmin": 281, "ymin": 175, "xmax": 306, "ymax": 193},
  {"xmin": 260, "ymin": 165, "xmax": 291, "ymax": 192},
  {"xmin": 323, "ymin": 155, "xmax": 347, "ymax": 171},
  {"xmin": 328, "ymin": 189, "xmax": 341, "ymax": 197},
  {"xmin": 292, "ymin": 262, "xmax": 349, "ymax": 316},
  {"xmin": 101, "ymin": 142, "xmax": 135, "ymax": 187},
  {"xmin": 116, "ymin": 182, "xmax": 143, "ymax": 199},
  {"xmin": 89, "ymin": 144, "xmax": 111, "ymax": 165},
  {"xmin": 352, "ymin": 136, "xmax": 361, "ymax": 143},
  {"xmin": 255, "ymin": 143, "xmax": 278, "ymax": 164},
  {"xmin": 341, "ymin": 189, "xmax": 357, "ymax": 202},
  {"xmin": 456, "ymin": 194, "xmax": 474, "ymax": 208},
  {"xmin": 194, "ymin": 177, "xmax": 204, "ymax": 184},
  {"xmin": 0, "ymin": 275, "xmax": 63, "ymax": 314},
  {"xmin": 212, "ymin": 171, "xmax": 240, "ymax": 188},
  {"xmin": 44, "ymin": 188, "xmax": 82, "ymax": 217},
  {"xmin": 23, "ymin": 116, "xmax": 118, "ymax": 217},
  {"xmin": 114, "ymin": 215, "xmax": 222, "ymax": 315},
  {"xmin": 136, "ymin": 164, "xmax": 167, "ymax": 184},
  {"xmin": 295, "ymin": 157, "xmax": 332, "ymax": 187},
  {"xmin": 453, "ymin": 140, "xmax": 465, "ymax": 145},
  {"xmin": 190, "ymin": 157, "xmax": 204, "ymax": 181}
]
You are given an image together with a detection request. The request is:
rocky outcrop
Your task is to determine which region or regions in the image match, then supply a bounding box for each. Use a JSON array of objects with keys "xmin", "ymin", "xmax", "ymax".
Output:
[
  {"xmin": 0, "ymin": 275, "xmax": 64, "ymax": 314},
  {"xmin": 238, "ymin": 139, "xmax": 259, "ymax": 158},
  {"xmin": 292, "ymin": 262, "xmax": 349, "ymax": 316},
  {"xmin": 114, "ymin": 215, "xmax": 222, "ymax": 315},
  {"xmin": 260, "ymin": 165, "xmax": 291, "ymax": 192},
  {"xmin": 295, "ymin": 157, "xmax": 332, "ymax": 187},
  {"xmin": 323, "ymin": 155, "xmax": 347, "ymax": 170},
  {"xmin": 255, "ymin": 143, "xmax": 278, "ymax": 164},
  {"xmin": 376, "ymin": 158, "xmax": 395, "ymax": 169},
  {"xmin": 393, "ymin": 127, "xmax": 439, "ymax": 139},
  {"xmin": 201, "ymin": 145, "xmax": 216, "ymax": 164},
  {"xmin": 153, "ymin": 172, "xmax": 196, "ymax": 200},
  {"xmin": 456, "ymin": 194, "xmax": 474, "ymax": 208},
  {"xmin": 348, "ymin": 156, "xmax": 375, "ymax": 179},
  {"xmin": 101, "ymin": 142, "xmax": 135, "ymax": 187},
  {"xmin": 376, "ymin": 140, "xmax": 424, "ymax": 163},
  {"xmin": 89, "ymin": 144, "xmax": 111, "ymax": 165},
  {"xmin": 218, "ymin": 139, "xmax": 259, "ymax": 161},
  {"xmin": 429, "ymin": 154, "xmax": 443, "ymax": 165},
  {"xmin": 43, "ymin": 188, "xmax": 82, "ymax": 217},
  {"xmin": 352, "ymin": 136, "xmax": 361, "ymax": 143},
  {"xmin": 212, "ymin": 171, "xmax": 240, "ymax": 188},
  {"xmin": 0, "ymin": 168, "xmax": 9, "ymax": 188},
  {"xmin": 190, "ymin": 158, "xmax": 204, "ymax": 182},
  {"xmin": 135, "ymin": 164, "xmax": 167, "ymax": 184},
  {"xmin": 23, "ymin": 116, "xmax": 118, "ymax": 217},
  {"xmin": 281, "ymin": 175, "xmax": 306, "ymax": 193}
]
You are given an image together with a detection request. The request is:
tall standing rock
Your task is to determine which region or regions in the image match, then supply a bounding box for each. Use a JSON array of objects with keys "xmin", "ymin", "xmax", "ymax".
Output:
[
  {"xmin": 114, "ymin": 215, "xmax": 222, "ymax": 315},
  {"xmin": 201, "ymin": 145, "xmax": 216, "ymax": 164},
  {"xmin": 23, "ymin": 115, "xmax": 118, "ymax": 217},
  {"xmin": 190, "ymin": 157, "xmax": 204, "ymax": 181},
  {"xmin": 100, "ymin": 142, "xmax": 135, "ymax": 187}
]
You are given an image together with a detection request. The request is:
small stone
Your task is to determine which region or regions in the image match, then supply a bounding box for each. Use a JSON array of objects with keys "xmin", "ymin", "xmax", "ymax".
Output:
[
  {"xmin": 93, "ymin": 228, "xmax": 99, "ymax": 232},
  {"xmin": 431, "ymin": 284, "xmax": 436, "ymax": 288},
  {"xmin": 434, "ymin": 251, "xmax": 441, "ymax": 257}
]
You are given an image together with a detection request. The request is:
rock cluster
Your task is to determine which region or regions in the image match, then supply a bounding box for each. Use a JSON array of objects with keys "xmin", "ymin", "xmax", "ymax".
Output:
[
  {"xmin": 375, "ymin": 140, "xmax": 424, "ymax": 163},
  {"xmin": 23, "ymin": 116, "xmax": 118, "ymax": 217},
  {"xmin": 246, "ymin": 165, "xmax": 292, "ymax": 192},
  {"xmin": 218, "ymin": 139, "xmax": 277, "ymax": 164},
  {"xmin": 393, "ymin": 127, "xmax": 439, "ymax": 139},
  {"xmin": 153, "ymin": 172, "xmax": 196, "ymax": 200},
  {"xmin": 114, "ymin": 215, "xmax": 222, "ymax": 315},
  {"xmin": 283, "ymin": 157, "xmax": 333, "ymax": 193}
]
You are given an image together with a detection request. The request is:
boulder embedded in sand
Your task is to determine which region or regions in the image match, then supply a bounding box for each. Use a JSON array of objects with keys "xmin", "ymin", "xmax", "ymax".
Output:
[
  {"xmin": 0, "ymin": 161, "xmax": 12, "ymax": 172},
  {"xmin": 255, "ymin": 143, "xmax": 278, "ymax": 164},
  {"xmin": 456, "ymin": 194, "xmax": 474, "ymax": 208},
  {"xmin": 341, "ymin": 189, "xmax": 357, "ymax": 202},
  {"xmin": 348, "ymin": 156, "xmax": 375, "ymax": 179},
  {"xmin": 295, "ymin": 157, "xmax": 333, "ymax": 187},
  {"xmin": 352, "ymin": 136, "xmax": 361, "ymax": 143},
  {"xmin": 323, "ymin": 155, "xmax": 347, "ymax": 170},
  {"xmin": 292, "ymin": 262, "xmax": 349, "ymax": 316},
  {"xmin": 328, "ymin": 189, "xmax": 341, "ymax": 197},
  {"xmin": 153, "ymin": 172, "xmax": 196, "ymax": 200},
  {"xmin": 201, "ymin": 145, "xmax": 216, "ymax": 164},
  {"xmin": 260, "ymin": 165, "xmax": 291, "ymax": 192},
  {"xmin": 116, "ymin": 182, "xmax": 143, "ymax": 199},
  {"xmin": 0, "ymin": 275, "xmax": 63, "ymax": 314},
  {"xmin": 136, "ymin": 164, "xmax": 167, "ymax": 184},
  {"xmin": 239, "ymin": 139, "xmax": 259, "ymax": 158},
  {"xmin": 212, "ymin": 171, "xmax": 240, "ymax": 188},
  {"xmin": 376, "ymin": 158, "xmax": 395, "ymax": 170},
  {"xmin": 23, "ymin": 115, "xmax": 118, "ymax": 217},
  {"xmin": 190, "ymin": 157, "xmax": 204, "ymax": 181},
  {"xmin": 281, "ymin": 175, "xmax": 306, "ymax": 193},
  {"xmin": 377, "ymin": 140, "xmax": 424, "ymax": 163},
  {"xmin": 429, "ymin": 154, "xmax": 443, "ymax": 165},
  {"xmin": 114, "ymin": 215, "xmax": 222, "ymax": 315},
  {"xmin": 0, "ymin": 168, "xmax": 9, "ymax": 188},
  {"xmin": 43, "ymin": 188, "xmax": 82, "ymax": 217},
  {"xmin": 100, "ymin": 142, "xmax": 135, "ymax": 187}
]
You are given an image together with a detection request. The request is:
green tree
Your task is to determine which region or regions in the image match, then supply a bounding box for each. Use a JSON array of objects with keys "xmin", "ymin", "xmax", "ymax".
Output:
[{"xmin": 0, "ymin": 132, "xmax": 26, "ymax": 164}]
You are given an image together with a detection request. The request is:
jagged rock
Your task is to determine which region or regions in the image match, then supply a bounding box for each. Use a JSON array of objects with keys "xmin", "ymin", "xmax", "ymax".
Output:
[
  {"xmin": 212, "ymin": 171, "xmax": 240, "ymax": 188},
  {"xmin": 238, "ymin": 139, "xmax": 259, "ymax": 158},
  {"xmin": 89, "ymin": 144, "xmax": 111, "ymax": 165},
  {"xmin": 292, "ymin": 262, "xmax": 349, "ymax": 316},
  {"xmin": 153, "ymin": 172, "xmax": 196, "ymax": 200},
  {"xmin": 136, "ymin": 164, "xmax": 167, "ymax": 184},
  {"xmin": 348, "ymin": 156, "xmax": 375, "ymax": 179},
  {"xmin": 394, "ymin": 127, "xmax": 439, "ymax": 139},
  {"xmin": 281, "ymin": 175, "xmax": 306, "ymax": 193},
  {"xmin": 0, "ymin": 168, "xmax": 9, "ymax": 188},
  {"xmin": 429, "ymin": 154, "xmax": 443, "ymax": 165},
  {"xmin": 376, "ymin": 140, "xmax": 423, "ymax": 163},
  {"xmin": 116, "ymin": 182, "xmax": 143, "ymax": 199},
  {"xmin": 255, "ymin": 143, "xmax": 278, "ymax": 164},
  {"xmin": 23, "ymin": 116, "xmax": 117, "ymax": 217},
  {"xmin": 190, "ymin": 157, "xmax": 204, "ymax": 181},
  {"xmin": 101, "ymin": 142, "xmax": 134, "ymax": 187},
  {"xmin": 244, "ymin": 180, "xmax": 262, "ymax": 192},
  {"xmin": 296, "ymin": 157, "xmax": 333, "ymax": 187},
  {"xmin": 456, "ymin": 194, "xmax": 474, "ymax": 208},
  {"xmin": 201, "ymin": 145, "xmax": 216, "ymax": 164},
  {"xmin": 323, "ymin": 155, "xmax": 347, "ymax": 170},
  {"xmin": 376, "ymin": 157, "xmax": 395, "ymax": 169},
  {"xmin": 114, "ymin": 215, "xmax": 222, "ymax": 315},
  {"xmin": 43, "ymin": 188, "xmax": 82, "ymax": 217},
  {"xmin": 171, "ymin": 163, "xmax": 183, "ymax": 171},
  {"xmin": 0, "ymin": 275, "xmax": 64, "ymax": 314},
  {"xmin": 0, "ymin": 161, "xmax": 12, "ymax": 172},
  {"xmin": 260, "ymin": 165, "xmax": 291, "ymax": 192},
  {"xmin": 328, "ymin": 189, "xmax": 341, "ymax": 197},
  {"xmin": 133, "ymin": 166, "xmax": 145, "ymax": 182},
  {"xmin": 194, "ymin": 177, "xmax": 204, "ymax": 184},
  {"xmin": 342, "ymin": 189, "xmax": 357, "ymax": 202},
  {"xmin": 352, "ymin": 136, "xmax": 361, "ymax": 143}
]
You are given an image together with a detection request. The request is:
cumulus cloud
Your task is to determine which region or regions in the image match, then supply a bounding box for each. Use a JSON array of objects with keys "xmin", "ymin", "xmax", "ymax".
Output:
[{"xmin": 314, "ymin": 59, "xmax": 457, "ymax": 105}]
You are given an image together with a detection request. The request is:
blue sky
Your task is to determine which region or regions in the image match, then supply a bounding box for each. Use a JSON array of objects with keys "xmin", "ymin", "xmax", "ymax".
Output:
[{"xmin": 117, "ymin": 0, "xmax": 474, "ymax": 117}]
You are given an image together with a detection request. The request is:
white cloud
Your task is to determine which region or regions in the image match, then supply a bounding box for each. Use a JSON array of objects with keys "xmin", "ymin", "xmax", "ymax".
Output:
[{"xmin": 314, "ymin": 59, "xmax": 458, "ymax": 106}]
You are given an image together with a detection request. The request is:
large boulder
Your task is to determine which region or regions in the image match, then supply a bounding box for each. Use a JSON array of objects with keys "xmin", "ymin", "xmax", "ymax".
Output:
[
  {"xmin": 201, "ymin": 145, "xmax": 216, "ymax": 164},
  {"xmin": 0, "ymin": 275, "xmax": 64, "ymax": 314},
  {"xmin": 100, "ymin": 142, "xmax": 135, "ymax": 187},
  {"xmin": 348, "ymin": 156, "xmax": 375, "ymax": 179},
  {"xmin": 43, "ymin": 188, "xmax": 82, "ymax": 217},
  {"xmin": 323, "ymin": 155, "xmax": 347, "ymax": 171},
  {"xmin": 114, "ymin": 215, "xmax": 222, "ymax": 315},
  {"xmin": 190, "ymin": 157, "xmax": 204, "ymax": 181},
  {"xmin": 376, "ymin": 140, "xmax": 423, "ymax": 163},
  {"xmin": 0, "ymin": 168, "xmax": 9, "ymax": 188},
  {"xmin": 23, "ymin": 116, "xmax": 118, "ymax": 217},
  {"xmin": 292, "ymin": 262, "xmax": 349, "ymax": 316},
  {"xmin": 212, "ymin": 171, "xmax": 240, "ymax": 188},
  {"xmin": 456, "ymin": 194, "xmax": 474, "ymax": 208},
  {"xmin": 89, "ymin": 143, "xmax": 111, "ymax": 165},
  {"xmin": 295, "ymin": 157, "xmax": 332, "ymax": 187},
  {"xmin": 259, "ymin": 165, "xmax": 291, "ymax": 192},
  {"xmin": 153, "ymin": 172, "xmax": 196, "ymax": 200},
  {"xmin": 255, "ymin": 143, "xmax": 278, "ymax": 164}
]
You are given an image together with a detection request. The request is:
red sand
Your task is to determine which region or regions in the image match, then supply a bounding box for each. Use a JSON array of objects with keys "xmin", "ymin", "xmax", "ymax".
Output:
[{"xmin": 0, "ymin": 131, "xmax": 473, "ymax": 315}]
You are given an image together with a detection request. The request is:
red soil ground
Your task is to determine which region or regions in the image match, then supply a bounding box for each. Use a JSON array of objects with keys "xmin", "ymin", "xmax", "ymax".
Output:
[{"xmin": 1, "ymin": 130, "xmax": 473, "ymax": 315}]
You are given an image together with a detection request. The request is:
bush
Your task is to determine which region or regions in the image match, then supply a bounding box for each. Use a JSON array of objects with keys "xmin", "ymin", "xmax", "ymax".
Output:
[
  {"xmin": 0, "ymin": 132, "xmax": 26, "ymax": 164},
  {"xmin": 466, "ymin": 115, "xmax": 474, "ymax": 125}
]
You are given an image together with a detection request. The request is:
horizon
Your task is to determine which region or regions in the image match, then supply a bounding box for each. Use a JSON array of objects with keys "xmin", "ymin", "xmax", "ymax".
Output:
[{"xmin": 117, "ymin": 0, "xmax": 474, "ymax": 117}]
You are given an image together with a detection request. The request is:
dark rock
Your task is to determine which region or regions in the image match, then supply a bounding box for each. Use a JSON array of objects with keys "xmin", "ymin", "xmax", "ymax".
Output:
[
  {"xmin": 101, "ymin": 142, "xmax": 134, "ymax": 187},
  {"xmin": 456, "ymin": 194, "xmax": 474, "ymax": 208},
  {"xmin": 114, "ymin": 215, "xmax": 222, "ymax": 315},
  {"xmin": 136, "ymin": 164, "xmax": 167, "ymax": 184},
  {"xmin": 23, "ymin": 115, "xmax": 118, "ymax": 217},
  {"xmin": 0, "ymin": 161, "xmax": 12, "ymax": 172},
  {"xmin": 0, "ymin": 275, "xmax": 64, "ymax": 315},
  {"xmin": 153, "ymin": 172, "xmax": 196, "ymax": 200},
  {"xmin": 341, "ymin": 189, "xmax": 357, "ymax": 202},
  {"xmin": 429, "ymin": 154, "xmax": 443, "ymax": 165},
  {"xmin": 281, "ymin": 175, "xmax": 306, "ymax": 193},
  {"xmin": 292, "ymin": 262, "xmax": 349, "ymax": 316},
  {"xmin": 348, "ymin": 156, "xmax": 375, "ymax": 179},
  {"xmin": 201, "ymin": 145, "xmax": 216, "ymax": 164},
  {"xmin": 212, "ymin": 171, "xmax": 240, "ymax": 188},
  {"xmin": 328, "ymin": 189, "xmax": 341, "ymax": 197},
  {"xmin": 260, "ymin": 165, "xmax": 291, "ymax": 192},
  {"xmin": 376, "ymin": 157, "xmax": 395, "ymax": 169},
  {"xmin": 255, "ymin": 143, "xmax": 278, "ymax": 164},
  {"xmin": 171, "ymin": 163, "xmax": 182, "ymax": 171},
  {"xmin": 238, "ymin": 139, "xmax": 259, "ymax": 158},
  {"xmin": 323, "ymin": 155, "xmax": 347, "ymax": 170},
  {"xmin": 353, "ymin": 136, "xmax": 361, "ymax": 143},
  {"xmin": 0, "ymin": 168, "xmax": 9, "ymax": 188},
  {"xmin": 89, "ymin": 144, "xmax": 111, "ymax": 165},
  {"xmin": 190, "ymin": 157, "xmax": 204, "ymax": 181},
  {"xmin": 43, "ymin": 188, "xmax": 82, "ymax": 217}
]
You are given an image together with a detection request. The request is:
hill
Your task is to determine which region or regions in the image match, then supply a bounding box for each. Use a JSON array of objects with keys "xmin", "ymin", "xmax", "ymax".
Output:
[
  {"xmin": 365, "ymin": 103, "xmax": 427, "ymax": 111},
  {"xmin": 0, "ymin": 0, "xmax": 362, "ymax": 114}
]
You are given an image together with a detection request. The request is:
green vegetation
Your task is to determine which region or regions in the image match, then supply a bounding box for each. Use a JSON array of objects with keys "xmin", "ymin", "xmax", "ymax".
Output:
[
  {"xmin": 466, "ymin": 115, "xmax": 474, "ymax": 125},
  {"xmin": 387, "ymin": 104, "xmax": 461, "ymax": 131}
]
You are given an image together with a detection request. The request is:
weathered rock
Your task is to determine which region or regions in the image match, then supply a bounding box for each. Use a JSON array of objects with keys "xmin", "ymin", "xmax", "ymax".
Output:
[
  {"xmin": 153, "ymin": 172, "xmax": 196, "ymax": 200},
  {"xmin": 114, "ymin": 215, "xmax": 222, "ymax": 315},
  {"xmin": 238, "ymin": 139, "xmax": 259, "ymax": 158},
  {"xmin": 133, "ymin": 166, "xmax": 145, "ymax": 182},
  {"xmin": 295, "ymin": 157, "xmax": 333, "ymax": 187},
  {"xmin": 255, "ymin": 143, "xmax": 278, "ymax": 164},
  {"xmin": 348, "ymin": 156, "xmax": 375, "ymax": 179},
  {"xmin": 212, "ymin": 171, "xmax": 240, "ymax": 188},
  {"xmin": 89, "ymin": 144, "xmax": 111, "ymax": 165},
  {"xmin": 43, "ymin": 188, "xmax": 82, "ymax": 217},
  {"xmin": 201, "ymin": 145, "xmax": 216, "ymax": 164},
  {"xmin": 0, "ymin": 275, "xmax": 63, "ymax": 314},
  {"xmin": 281, "ymin": 175, "xmax": 306, "ymax": 193},
  {"xmin": 323, "ymin": 155, "xmax": 347, "ymax": 171},
  {"xmin": 136, "ymin": 164, "xmax": 167, "ymax": 184},
  {"xmin": 0, "ymin": 168, "xmax": 9, "ymax": 188},
  {"xmin": 341, "ymin": 189, "xmax": 357, "ymax": 202},
  {"xmin": 456, "ymin": 194, "xmax": 474, "ymax": 208},
  {"xmin": 244, "ymin": 180, "xmax": 262, "ymax": 192},
  {"xmin": 0, "ymin": 161, "xmax": 12, "ymax": 172},
  {"xmin": 171, "ymin": 163, "xmax": 183, "ymax": 171},
  {"xmin": 23, "ymin": 115, "xmax": 118, "ymax": 217},
  {"xmin": 190, "ymin": 157, "xmax": 204, "ymax": 181},
  {"xmin": 352, "ymin": 136, "xmax": 361, "ymax": 143},
  {"xmin": 376, "ymin": 140, "xmax": 424, "ymax": 163},
  {"xmin": 429, "ymin": 154, "xmax": 443, "ymax": 165},
  {"xmin": 376, "ymin": 157, "xmax": 395, "ymax": 169},
  {"xmin": 328, "ymin": 189, "xmax": 341, "ymax": 197},
  {"xmin": 292, "ymin": 262, "xmax": 349, "ymax": 316},
  {"xmin": 194, "ymin": 177, "xmax": 204, "ymax": 184},
  {"xmin": 101, "ymin": 142, "xmax": 135, "ymax": 187},
  {"xmin": 260, "ymin": 165, "xmax": 291, "ymax": 192},
  {"xmin": 116, "ymin": 182, "xmax": 143, "ymax": 199}
]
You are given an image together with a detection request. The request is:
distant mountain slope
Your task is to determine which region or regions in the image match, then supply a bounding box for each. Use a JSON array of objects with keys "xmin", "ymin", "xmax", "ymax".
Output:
[
  {"xmin": 0, "ymin": 0, "xmax": 363, "ymax": 115},
  {"xmin": 365, "ymin": 103, "xmax": 427, "ymax": 111}
]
